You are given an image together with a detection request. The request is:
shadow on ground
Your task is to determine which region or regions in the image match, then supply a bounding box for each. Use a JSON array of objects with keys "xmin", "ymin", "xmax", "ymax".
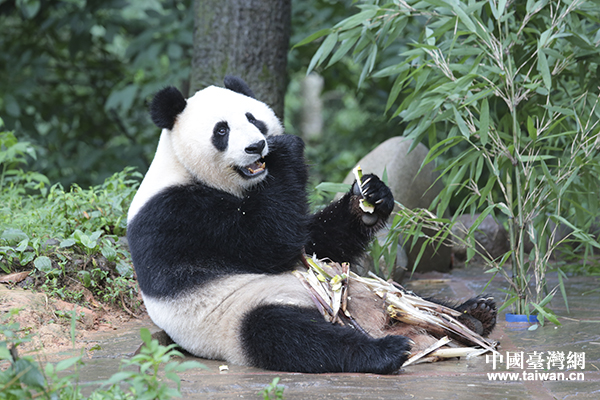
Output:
[{"xmin": 47, "ymin": 266, "xmax": 600, "ymax": 400}]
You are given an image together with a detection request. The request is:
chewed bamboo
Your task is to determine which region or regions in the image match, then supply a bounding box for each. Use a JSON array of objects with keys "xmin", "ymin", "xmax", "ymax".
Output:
[{"xmin": 295, "ymin": 254, "xmax": 499, "ymax": 364}]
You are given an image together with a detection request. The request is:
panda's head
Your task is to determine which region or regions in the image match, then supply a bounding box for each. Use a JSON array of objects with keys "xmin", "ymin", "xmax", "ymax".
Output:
[{"xmin": 150, "ymin": 76, "xmax": 283, "ymax": 197}]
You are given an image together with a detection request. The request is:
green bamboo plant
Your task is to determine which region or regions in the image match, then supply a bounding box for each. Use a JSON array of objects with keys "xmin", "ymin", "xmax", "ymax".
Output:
[{"xmin": 301, "ymin": 0, "xmax": 600, "ymax": 323}]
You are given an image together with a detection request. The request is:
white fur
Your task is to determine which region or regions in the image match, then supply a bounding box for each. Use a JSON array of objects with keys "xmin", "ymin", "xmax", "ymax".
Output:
[
  {"xmin": 128, "ymin": 85, "xmax": 284, "ymax": 222},
  {"xmin": 128, "ymin": 130, "xmax": 190, "ymax": 221},
  {"xmin": 142, "ymin": 273, "xmax": 314, "ymax": 364}
]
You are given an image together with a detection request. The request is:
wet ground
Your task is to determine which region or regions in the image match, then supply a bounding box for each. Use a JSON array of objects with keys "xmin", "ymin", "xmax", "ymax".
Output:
[{"xmin": 48, "ymin": 266, "xmax": 600, "ymax": 399}]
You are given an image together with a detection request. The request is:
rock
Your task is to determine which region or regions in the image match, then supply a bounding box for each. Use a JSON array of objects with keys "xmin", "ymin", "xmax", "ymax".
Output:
[
  {"xmin": 343, "ymin": 136, "xmax": 451, "ymax": 275},
  {"xmin": 342, "ymin": 137, "xmax": 442, "ymax": 210},
  {"xmin": 451, "ymin": 214, "xmax": 509, "ymax": 263}
]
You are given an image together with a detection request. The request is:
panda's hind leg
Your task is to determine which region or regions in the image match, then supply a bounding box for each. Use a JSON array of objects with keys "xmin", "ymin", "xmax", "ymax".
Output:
[
  {"xmin": 240, "ymin": 304, "xmax": 411, "ymax": 374},
  {"xmin": 455, "ymin": 295, "xmax": 497, "ymax": 336},
  {"xmin": 426, "ymin": 295, "xmax": 497, "ymax": 337}
]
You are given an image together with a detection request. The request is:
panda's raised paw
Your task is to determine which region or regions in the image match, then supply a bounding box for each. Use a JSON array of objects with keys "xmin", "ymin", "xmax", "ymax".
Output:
[
  {"xmin": 266, "ymin": 133, "xmax": 305, "ymax": 156},
  {"xmin": 352, "ymin": 174, "xmax": 395, "ymax": 218}
]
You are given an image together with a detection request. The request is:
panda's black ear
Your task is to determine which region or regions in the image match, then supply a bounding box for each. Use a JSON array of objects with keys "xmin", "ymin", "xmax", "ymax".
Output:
[
  {"xmin": 224, "ymin": 76, "xmax": 256, "ymax": 99},
  {"xmin": 149, "ymin": 86, "xmax": 187, "ymax": 130}
]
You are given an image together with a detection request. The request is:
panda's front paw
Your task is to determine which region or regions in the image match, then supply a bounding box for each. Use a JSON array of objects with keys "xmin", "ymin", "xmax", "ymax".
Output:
[
  {"xmin": 352, "ymin": 174, "xmax": 395, "ymax": 219},
  {"xmin": 264, "ymin": 134, "xmax": 307, "ymax": 182},
  {"xmin": 266, "ymin": 134, "xmax": 305, "ymax": 158}
]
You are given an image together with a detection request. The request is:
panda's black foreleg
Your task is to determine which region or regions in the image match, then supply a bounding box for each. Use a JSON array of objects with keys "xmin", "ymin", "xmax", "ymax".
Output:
[
  {"xmin": 306, "ymin": 174, "xmax": 395, "ymax": 264},
  {"xmin": 424, "ymin": 295, "xmax": 497, "ymax": 337},
  {"xmin": 240, "ymin": 304, "xmax": 411, "ymax": 374}
]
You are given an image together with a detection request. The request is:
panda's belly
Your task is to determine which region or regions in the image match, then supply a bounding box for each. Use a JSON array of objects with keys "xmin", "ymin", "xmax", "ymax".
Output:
[{"xmin": 142, "ymin": 272, "xmax": 314, "ymax": 365}]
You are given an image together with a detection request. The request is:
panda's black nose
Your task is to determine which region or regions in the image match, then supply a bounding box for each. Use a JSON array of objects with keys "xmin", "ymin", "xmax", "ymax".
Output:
[{"xmin": 245, "ymin": 140, "xmax": 266, "ymax": 155}]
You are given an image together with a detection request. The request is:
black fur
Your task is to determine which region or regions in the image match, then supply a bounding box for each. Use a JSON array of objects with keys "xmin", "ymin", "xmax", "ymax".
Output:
[
  {"xmin": 241, "ymin": 304, "xmax": 410, "ymax": 373},
  {"xmin": 212, "ymin": 121, "xmax": 230, "ymax": 152},
  {"xmin": 224, "ymin": 75, "xmax": 256, "ymax": 99},
  {"xmin": 246, "ymin": 112, "xmax": 268, "ymax": 135},
  {"xmin": 150, "ymin": 86, "xmax": 187, "ymax": 130},
  {"xmin": 425, "ymin": 295, "xmax": 497, "ymax": 341},
  {"xmin": 306, "ymin": 173, "xmax": 394, "ymax": 263}
]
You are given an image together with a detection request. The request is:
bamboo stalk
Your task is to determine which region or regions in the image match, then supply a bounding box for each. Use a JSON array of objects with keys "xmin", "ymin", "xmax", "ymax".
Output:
[
  {"xmin": 294, "ymin": 255, "xmax": 499, "ymax": 363},
  {"xmin": 403, "ymin": 336, "xmax": 451, "ymax": 366}
]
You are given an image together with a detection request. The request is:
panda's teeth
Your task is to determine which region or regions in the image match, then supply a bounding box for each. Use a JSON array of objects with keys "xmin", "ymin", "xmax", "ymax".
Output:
[{"xmin": 246, "ymin": 160, "xmax": 266, "ymax": 175}]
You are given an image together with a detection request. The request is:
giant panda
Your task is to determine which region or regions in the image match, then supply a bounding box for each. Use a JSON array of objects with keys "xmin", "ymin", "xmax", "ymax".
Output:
[{"xmin": 126, "ymin": 76, "xmax": 497, "ymax": 374}]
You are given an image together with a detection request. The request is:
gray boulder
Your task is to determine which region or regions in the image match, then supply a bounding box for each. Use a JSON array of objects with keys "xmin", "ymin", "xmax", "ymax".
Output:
[
  {"xmin": 451, "ymin": 213, "xmax": 509, "ymax": 263},
  {"xmin": 342, "ymin": 136, "xmax": 451, "ymax": 277},
  {"xmin": 342, "ymin": 136, "xmax": 442, "ymax": 210}
]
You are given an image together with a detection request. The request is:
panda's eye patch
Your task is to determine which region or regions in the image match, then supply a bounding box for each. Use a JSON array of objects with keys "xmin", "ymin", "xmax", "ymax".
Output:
[
  {"xmin": 214, "ymin": 121, "xmax": 229, "ymax": 136},
  {"xmin": 245, "ymin": 112, "xmax": 268, "ymax": 136},
  {"xmin": 212, "ymin": 121, "xmax": 229, "ymax": 152}
]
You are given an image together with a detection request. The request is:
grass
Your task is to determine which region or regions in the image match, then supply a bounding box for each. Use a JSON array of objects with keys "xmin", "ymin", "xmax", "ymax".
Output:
[{"xmin": 1, "ymin": 129, "xmax": 143, "ymax": 315}]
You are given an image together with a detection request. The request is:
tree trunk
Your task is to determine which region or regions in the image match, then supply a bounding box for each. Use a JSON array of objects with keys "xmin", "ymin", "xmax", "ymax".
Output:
[{"xmin": 192, "ymin": 0, "xmax": 291, "ymax": 119}]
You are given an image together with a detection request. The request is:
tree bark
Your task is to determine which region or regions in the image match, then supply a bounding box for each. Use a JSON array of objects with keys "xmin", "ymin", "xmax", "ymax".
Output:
[{"xmin": 192, "ymin": 0, "xmax": 291, "ymax": 119}]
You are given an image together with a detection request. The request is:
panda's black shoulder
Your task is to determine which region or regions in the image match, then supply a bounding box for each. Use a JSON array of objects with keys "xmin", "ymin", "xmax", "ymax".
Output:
[{"xmin": 131, "ymin": 183, "xmax": 234, "ymax": 227}]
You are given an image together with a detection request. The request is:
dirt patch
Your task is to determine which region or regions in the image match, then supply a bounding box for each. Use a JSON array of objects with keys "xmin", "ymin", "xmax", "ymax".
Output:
[{"xmin": 0, "ymin": 284, "xmax": 146, "ymax": 355}]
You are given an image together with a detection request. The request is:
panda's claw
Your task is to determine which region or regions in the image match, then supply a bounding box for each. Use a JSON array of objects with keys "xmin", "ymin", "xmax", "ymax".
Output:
[
  {"xmin": 456, "ymin": 295, "xmax": 497, "ymax": 337},
  {"xmin": 355, "ymin": 174, "xmax": 394, "ymax": 217}
]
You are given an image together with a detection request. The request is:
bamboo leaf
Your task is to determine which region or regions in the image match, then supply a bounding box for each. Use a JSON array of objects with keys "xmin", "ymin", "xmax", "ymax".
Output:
[
  {"xmin": 452, "ymin": 3, "xmax": 477, "ymax": 33},
  {"xmin": 358, "ymin": 45, "xmax": 378, "ymax": 88},
  {"xmin": 531, "ymin": 302, "xmax": 561, "ymax": 326},
  {"xmin": 56, "ymin": 356, "xmax": 81, "ymax": 372},
  {"xmin": 333, "ymin": 8, "xmax": 378, "ymax": 30},
  {"xmin": 559, "ymin": 166, "xmax": 580, "ymax": 197},
  {"xmin": 540, "ymin": 159, "xmax": 560, "ymax": 195},
  {"xmin": 327, "ymin": 35, "xmax": 359, "ymax": 67},
  {"xmin": 496, "ymin": 202, "xmax": 512, "ymax": 218},
  {"xmin": 453, "ymin": 107, "xmax": 471, "ymax": 138},
  {"xmin": 497, "ymin": 295, "xmax": 517, "ymax": 313},
  {"xmin": 480, "ymin": 98, "xmax": 489, "ymax": 145},
  {"xmin": 294, "ymin": 28, "xmax": 332, "ymax": 48},
  {"xmin": 467, "ymin": 204, "xmax": 496, "ymax": 236},
  {"xmin": 527, "ymin": 116, "xmax": 537, "ymax": 141},
  {"xmin": 307, "ymin": 31, "xmax": 338, "ymax": 73},
  {"xmin": 557, "ymin": 268, "xmax": 570, "ymax": 313},
  {"xmin": 538, "ymin": 49, "xmax": 552, "ymax": 90},
  {"xmin": 315, "ymin": 182, "xmax": 352, "ymax": 194}
]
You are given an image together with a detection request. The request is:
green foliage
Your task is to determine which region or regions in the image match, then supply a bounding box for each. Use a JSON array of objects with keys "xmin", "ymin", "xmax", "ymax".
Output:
[
  {"xmin": 0, "ymin": 313, "xmax": 205, "ymax": 400},
  {"xmin": 258, "ymin": 377, "xmax": 285, "ymax": 400},
  {"xmin": 288, "ymin": 1, "xmax": 411, "ymax": 186},
  {"xmin": 0, "ymin": 0, "xmax": 193, "ymax": 187},
  {"xmin": 90, "ymin": 328, "xmax": 207, "ymax": 399},
  {"xmin": 1, "ymin": 130, "xmax": 141, "ymax": 312},
  {"xmin": 304, "ymin": 0, "xmax": 600, "ymax": 319},
  {"xmin": 0, "ymin": 127, "xmax": 49, "ymax": 194}
]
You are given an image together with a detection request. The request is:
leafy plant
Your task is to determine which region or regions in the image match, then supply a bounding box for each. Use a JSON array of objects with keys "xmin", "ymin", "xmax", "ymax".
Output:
[
  {"xmin": 0, "ymin": 1, "xmax": 193, "ymax": 187},
  {"xmin": 1, "ymin": 131, "xmax": 142, "ymax": 313},
  {"xmin": 258, "ymin": 377, "xmax": 285, "ymax": 400},
  {"xmin": 0, "ymin": 125, "xmax": 49, "ymax": 194},
  {"xmin": 303, "ymin": 0, "xmax": 600, "ymax": 322},
  {"xmin": 91, "ymin": 328, "xmax": 206, "ymax": 399},
  {"xmin": 1, "ymin": 311, "xmax": 205, "ymax": 400}
]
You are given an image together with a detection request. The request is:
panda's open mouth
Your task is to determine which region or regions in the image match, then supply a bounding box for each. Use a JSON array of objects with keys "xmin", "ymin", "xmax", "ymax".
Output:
[{"xmin": 236, "ymin": 158, "xmax": 266, "ymax": 179}]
